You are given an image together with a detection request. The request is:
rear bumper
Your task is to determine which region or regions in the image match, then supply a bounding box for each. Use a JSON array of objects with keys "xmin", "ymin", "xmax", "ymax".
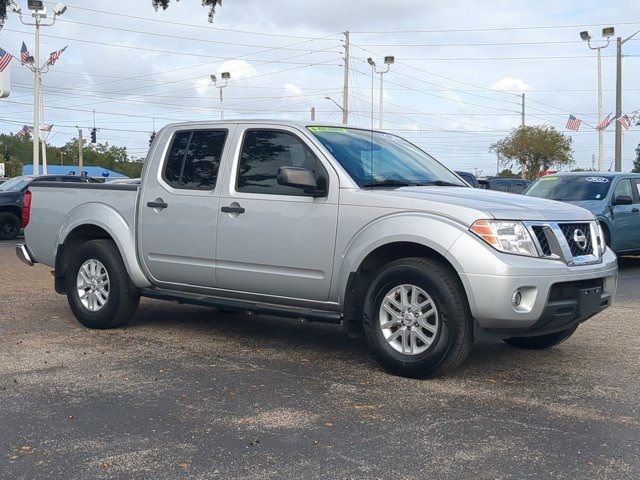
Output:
[{"xmin": 15, "ymin": 243, "xmax": 35, "ymax": 266}]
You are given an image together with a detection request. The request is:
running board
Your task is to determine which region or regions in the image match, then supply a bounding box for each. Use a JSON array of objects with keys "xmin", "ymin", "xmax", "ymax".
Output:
[{"xmin": 140, "ymin": 288, "xmax": 343, "ymax": 324}]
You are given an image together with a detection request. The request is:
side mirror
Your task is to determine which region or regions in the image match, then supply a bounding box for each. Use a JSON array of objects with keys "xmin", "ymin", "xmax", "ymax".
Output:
[
  {"xmin": 613, "ymin": 194, "xmax": 633, "ymax": 206},
  {"xmin": 277, "ymin": 166, "xmax": 324, "ymax": 196}
]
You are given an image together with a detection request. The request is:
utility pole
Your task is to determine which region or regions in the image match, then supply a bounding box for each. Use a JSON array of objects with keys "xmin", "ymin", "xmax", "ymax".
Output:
[
  {"xmin": 77, "ymin": 127, "xmax": 83, "ymax": 176},
  {"xmin": 614, "ymin": 29, "xmax": 640, "ymax": 172},
  {"xmin": 342, "ymin": 31, "xmax": 349, "ymax": 125},
  {"xmin": 519, "ymin": 93, "xmax": 525, "ymax": 178},
  {"xmin": 310, "ymin": 107, "xmax": 316, "ymax": 121}
]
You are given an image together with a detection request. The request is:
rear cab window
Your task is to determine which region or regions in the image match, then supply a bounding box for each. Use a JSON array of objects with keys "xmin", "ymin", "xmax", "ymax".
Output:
[{"xmin": 162, "ymin": 129, "xmax": 227, "ymax": 190}]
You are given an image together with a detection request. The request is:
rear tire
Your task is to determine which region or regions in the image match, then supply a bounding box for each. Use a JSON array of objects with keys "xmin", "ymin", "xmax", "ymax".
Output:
[
  {"xmin": 0, "ymin": 212, "xmax": 20, "ymax": 240},
  {"xmin": 66, "ymin": 240, "xmax": 139, "ymax": 329},
  {"xmin": 362, "ymin": 257, "xmax": 473, "ymax": 378},
  {"xmin": 503, "ymin": 325, "xmax": 578, "ymax": 350}
]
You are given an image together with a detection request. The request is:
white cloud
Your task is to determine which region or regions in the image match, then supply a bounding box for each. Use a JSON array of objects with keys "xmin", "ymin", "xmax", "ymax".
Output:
[
  {"xmin": 216, "ymin": 60, "xmax": 258, "ymax": 81},
  {"xmin": 194, "ymin": 78, "xmax": 211, "ymax": 97},
  {"xmin": 489, "ymin": 76, "xmax": 532, "ymax": 93},
  {"xmin": 283, "ymin": 83, "xmax": 303, "ymax": 96}
]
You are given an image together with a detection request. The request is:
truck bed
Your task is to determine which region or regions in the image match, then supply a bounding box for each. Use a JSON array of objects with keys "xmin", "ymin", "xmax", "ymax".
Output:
[{"xmin": 26, "ymin": 182, "xmax": 139, "ymax": 268}]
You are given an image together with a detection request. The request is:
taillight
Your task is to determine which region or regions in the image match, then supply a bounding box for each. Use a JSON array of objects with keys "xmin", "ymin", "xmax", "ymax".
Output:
[{"xmin": 22, "ymin": 190, "xmax": 32, "ymax": 228}]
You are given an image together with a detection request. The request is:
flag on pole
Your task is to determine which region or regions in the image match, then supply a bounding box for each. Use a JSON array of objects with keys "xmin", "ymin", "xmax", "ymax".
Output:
[
  {"xmin": 596, "ymin": 113, "xmax": 613, "ymax": 131},
  {"xmin": 47, "ymin": 45, "xmax": 67, "ymax": 66},
  {"xmin": 618, "ymin": 114, "xmax": 631, "ymax": 130},
  {"xmin": 566, "ymin": 114, "xmax": 581, "ymax": 131},
  {"xmin": 40, "ymin": 124, "xmax": 53, "ymax": 132},
  {"xmin": 15, "ymin": 125, "xmax": 32, "ymax": 138},
  {"xmin": 0, "ymin": 47, "xmax": 13, "ymax": 72},
  {"xmin": 20, "ymin": 42, "xmax": 30, "ymax": 64}
]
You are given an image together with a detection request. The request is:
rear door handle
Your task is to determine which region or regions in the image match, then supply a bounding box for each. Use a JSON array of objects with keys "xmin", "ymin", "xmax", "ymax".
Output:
[
  {"xmin": 147, "ymin": 200, "xmax": 168, "ymax": 210},
  {"xmin": 632, "ymin": 208, "xmax": 639, "ymax": 213},
  {"xmin": 221, "ymin": 205, "xmax": 245, "ymax": 214}
]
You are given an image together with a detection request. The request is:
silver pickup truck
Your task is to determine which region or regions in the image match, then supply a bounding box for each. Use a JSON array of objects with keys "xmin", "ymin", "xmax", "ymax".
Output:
[{"xmin": 16, "ymin": 121, "xmax": 617, "ymax": 378}]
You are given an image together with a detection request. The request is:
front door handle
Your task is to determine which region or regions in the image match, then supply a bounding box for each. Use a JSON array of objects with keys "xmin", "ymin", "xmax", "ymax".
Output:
[
  {"xmin": 147, "ymin": 200, "xmax": 168, "ymax": 210},
  {"xmin": 221, "ymin": 205, "xmax": 246, "ymax": 214}
]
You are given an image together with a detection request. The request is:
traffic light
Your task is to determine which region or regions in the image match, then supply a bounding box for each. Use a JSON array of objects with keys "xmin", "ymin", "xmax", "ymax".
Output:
[
  {"xmin": 3, "ymin": 150, "xmax": 9, "ymax": 162},
  {"xmin": 90, "ymin": 128, "xmax": 97, "ymax": 143},
  {"xmin": 149, "ymin": 131, "xmax": 156, "ymax": 147}
]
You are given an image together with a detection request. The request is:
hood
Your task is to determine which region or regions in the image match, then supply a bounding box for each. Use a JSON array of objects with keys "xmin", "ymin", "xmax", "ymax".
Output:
[
  {"xmin": 564, "ymin": 199, "xmax": 607, "ymax": 214},
  {"xmin": 343, "ymin": 186, "xmax": 596, "ymax": 225}
]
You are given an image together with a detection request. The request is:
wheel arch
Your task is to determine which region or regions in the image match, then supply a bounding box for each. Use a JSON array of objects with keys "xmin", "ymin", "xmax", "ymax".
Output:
[
  {"xmin": 0, "ymin": 205, "xmax": 21, "ymax": 218},
  {"xmin": 54, "ymin": 203, "xmax": 151, "ymax": 293},
  {"xmin": 341, "ymin": 237, "xmax": 469, "ymax": 337}
]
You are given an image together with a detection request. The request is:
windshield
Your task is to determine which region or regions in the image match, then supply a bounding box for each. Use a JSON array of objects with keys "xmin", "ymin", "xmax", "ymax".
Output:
[
  {"xmin": 308, "ymin": 126, "xmax": 466, "ymax": 188},
  {"xmin": 0, "ymin": 176, "xmax": 32, "ymax": 192},
  {"xmin": 525, "ymin": 175, "xmax": 611, "ymax": 201}
]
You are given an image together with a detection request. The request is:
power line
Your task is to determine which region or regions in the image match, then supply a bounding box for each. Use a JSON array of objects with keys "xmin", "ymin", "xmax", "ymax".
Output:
[
  {"xmin": 49, "ymin": 2, "xmax": 341, "ymax": 40},
  {"xmin": 349, "ymin": 21, "xmax": 640, "ymax": 34}
]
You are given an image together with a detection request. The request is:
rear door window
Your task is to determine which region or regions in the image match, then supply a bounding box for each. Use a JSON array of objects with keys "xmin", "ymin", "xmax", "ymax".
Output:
[{"xmin": 162, "ymin": 129, "xmax": 227, "ymax": 190}]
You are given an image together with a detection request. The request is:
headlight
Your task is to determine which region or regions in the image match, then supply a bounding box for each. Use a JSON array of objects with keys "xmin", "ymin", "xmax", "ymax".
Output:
[
  {"xmin": 596, "ymin": 223, "xmax": 606, "ymax": 256},
  {"xmin": 470, "ymin": 220, "xmax": 539, "ymax": 257}
]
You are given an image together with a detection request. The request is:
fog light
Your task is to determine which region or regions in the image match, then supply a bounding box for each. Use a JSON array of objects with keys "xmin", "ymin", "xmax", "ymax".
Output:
[{"xmin": 512, "ymin": 290, "xmax": 522, "ymax": 307}]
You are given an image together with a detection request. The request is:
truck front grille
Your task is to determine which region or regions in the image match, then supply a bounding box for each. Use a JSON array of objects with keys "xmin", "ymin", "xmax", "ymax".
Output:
[
  {"xmin": 531, "ymin": 226, "xmax": 552, "ymax": 256},
  {"xmin": 526, "ymin": 221, "xmax": 601, "ymax": 266},
  {"xmin": 558, "ymin": 223, "xmax": 593, "ymax": 257}
]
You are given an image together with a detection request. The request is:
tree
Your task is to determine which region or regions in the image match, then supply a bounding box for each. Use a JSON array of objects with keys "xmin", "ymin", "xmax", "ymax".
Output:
[
  {"xmin": 497, "ymin": 168, "xmax": 518, "ymax": 178},
  {"xmin": 490, "ymin": 125, "xmax": 573, "ymax": 180},
  {"xmin": 1, "ymin": 1, "xmax": 224, "ymax": 28},
  {"xmin": 151, "ymin": 0, "xmax": 223, "ymax": 22},
  {"xmin": 632, "ymin": 143, "xmax": 640, "ymax": 174},
  {"xmin": 0, "ymin": 134, "xmax": 144, "ymax": 178}
]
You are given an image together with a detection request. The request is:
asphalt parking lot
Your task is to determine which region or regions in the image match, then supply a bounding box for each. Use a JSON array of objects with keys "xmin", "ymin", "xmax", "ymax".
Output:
[{"xmin": 1, "ymin": 238, "xmax": 639, "ymax": 479}]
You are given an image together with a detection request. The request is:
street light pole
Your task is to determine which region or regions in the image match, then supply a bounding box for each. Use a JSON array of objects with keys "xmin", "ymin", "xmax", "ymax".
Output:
[
  {"xmin": 33, "ymin": 15, "xmax": 41, "ymax": 174},
  {"xmin": 580, "ymin": 28, "xmax": 613, "ymax": 172},
  {"xmin": 614, "ymin": 29, "xmax": 640, "ymax": 172},
  {"xmin": 10, "ymin": 1, "xmax": 67, "ymax": 175},
  {"xmin": 367, "ymin": 56, "xmax": 395, "ymax": 129},
  {"xmin": 211, "ymin": 72, "xmax": 230, "ymax": 120}
]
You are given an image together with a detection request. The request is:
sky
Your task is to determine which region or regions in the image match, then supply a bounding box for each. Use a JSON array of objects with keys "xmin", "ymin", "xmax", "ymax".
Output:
[{"xmin": 0, "ymin": 0, "xmax": 639, "ymax": 174}]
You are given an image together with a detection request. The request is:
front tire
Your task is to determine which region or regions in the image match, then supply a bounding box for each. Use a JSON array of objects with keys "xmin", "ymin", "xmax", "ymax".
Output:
[
  {"xmin": 0, "ymin": 212, "xmax": 20, "ymax": 240},
  {"xmin": 362, "ymin": 257, "xmax": 473, "ymax": 378},
  {"xmin": 503, "ymin": 325, "xmax": 578, "ymax": 350},
  {"xmin": 66, "ymin": 240, "xmax": 139, "ymax": 329}
]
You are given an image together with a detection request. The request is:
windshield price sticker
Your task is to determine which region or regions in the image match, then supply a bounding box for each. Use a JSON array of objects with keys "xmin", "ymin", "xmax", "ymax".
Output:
[
  {"xmin": 308, "ymin": 126, "xmax": 348, "ymax": 133},
  {"xmin": 586, "ymin": 177, "xmax": 609, "ymax": 183}
]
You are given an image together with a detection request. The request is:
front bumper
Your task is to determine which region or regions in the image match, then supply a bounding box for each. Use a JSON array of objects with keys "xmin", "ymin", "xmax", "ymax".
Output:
[{"xmin": 448, "ymin": 235, "xmax": 618, "ymax": 333}]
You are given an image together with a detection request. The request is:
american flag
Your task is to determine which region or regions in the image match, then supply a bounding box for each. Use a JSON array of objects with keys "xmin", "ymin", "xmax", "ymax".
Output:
[
  {"xmin": 15, "ymin": 125, "xmax": 32, "ymax": 138},
  {"xmin": 40, "ymin": 124, "xmax": 53, "ymax": 132},
  {"xmin": 0, "ymin": 47, "xmax": 13, "ymax": 72},
  {"xmin": 618, "ymin": 114, "xmax": 632, "ymax": 130},
  {"xmin": 566, "ymin": 114, "xmax": 581, "ymax": 131},
  {"xmin": 597, "ymin": 113, "xmax": 613, "ymax": 131},
  {"xmin": 20, "ymin": 42, "xmax": 30, "ymax": 64},
  {"xmin": 48, "ymin": 45, "xmax": 67, "ymax": 66}
]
